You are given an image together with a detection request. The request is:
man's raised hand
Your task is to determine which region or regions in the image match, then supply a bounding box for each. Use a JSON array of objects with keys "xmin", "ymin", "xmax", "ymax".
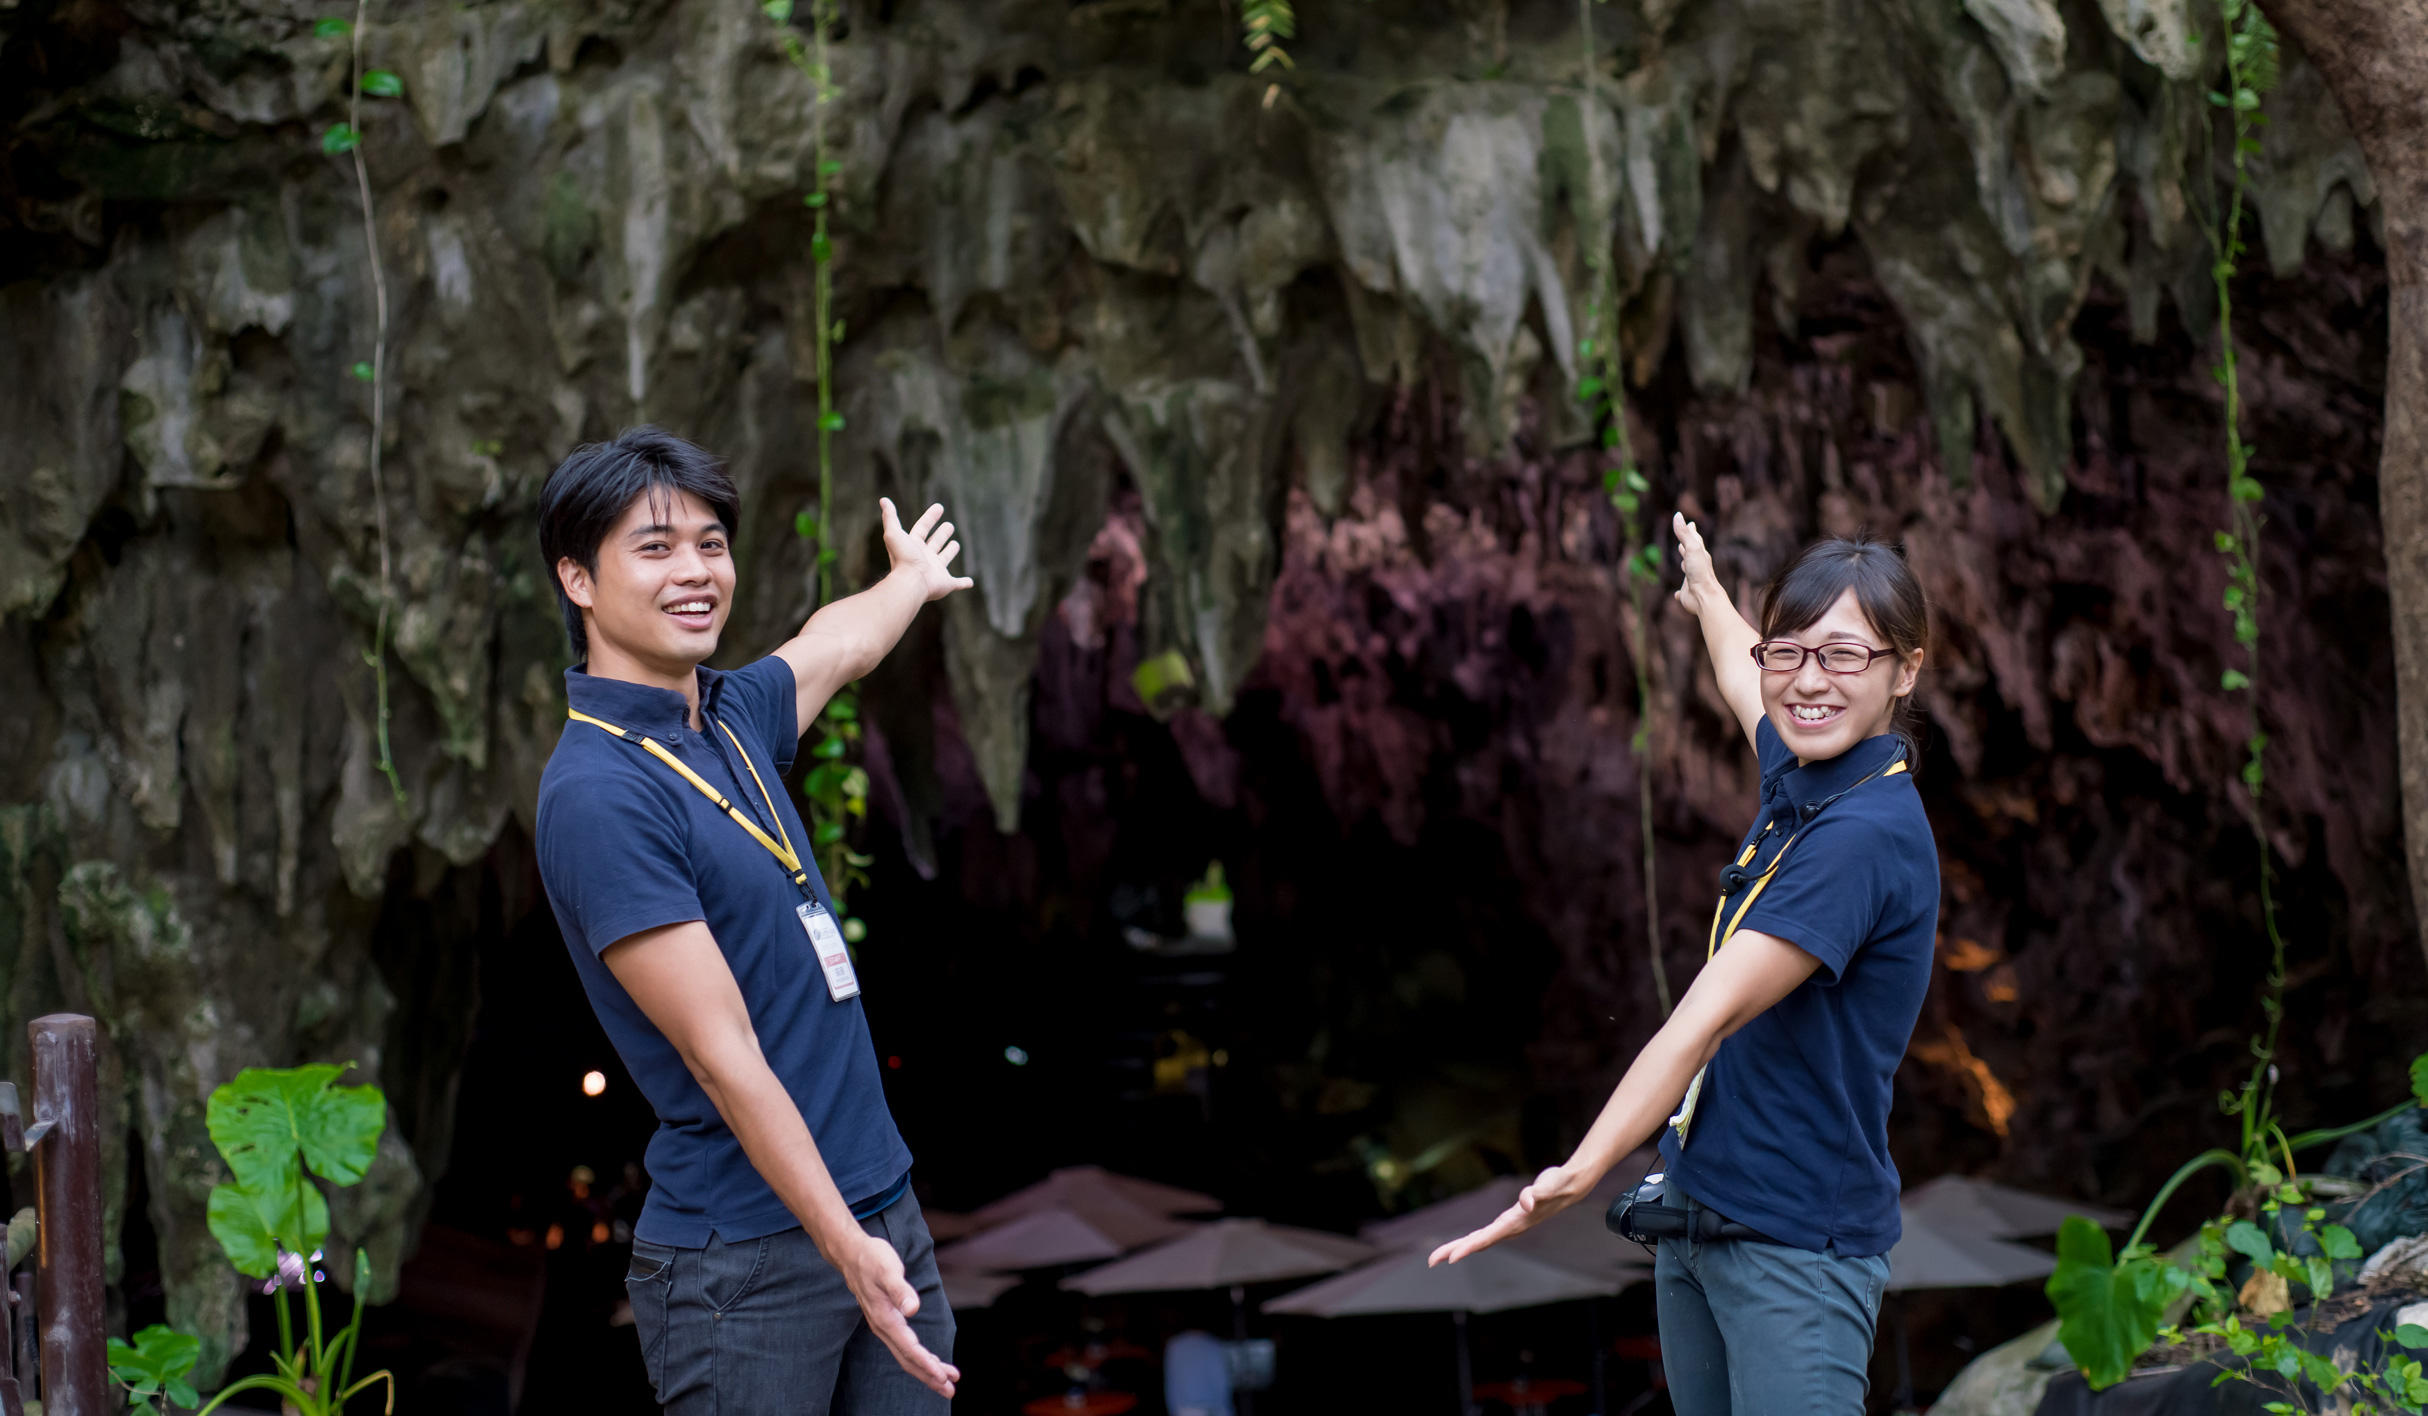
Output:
[{"xmin": 881, "ymin": 498, "xmax": 974, "ymax": 603}]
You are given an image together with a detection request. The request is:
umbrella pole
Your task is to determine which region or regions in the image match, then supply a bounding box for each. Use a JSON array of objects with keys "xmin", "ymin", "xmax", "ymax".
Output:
[
  {"xmin": 1233, "ymin": 1285, "xmax": 1254, "ymax": 1416},
  {"xmin": 1455, "ymin": 1310, "xmax": 1476, "ymax": 1416},
  {"xmin": 1588, "ymin": 1300, "xmax": 1605, "ymax": 1416}
]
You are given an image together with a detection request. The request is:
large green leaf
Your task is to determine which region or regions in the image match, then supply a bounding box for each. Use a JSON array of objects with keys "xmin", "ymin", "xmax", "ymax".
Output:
[
  {"xmin": 108, "ymin": 1323, "xmax": 200, "ymax": 1407},
  {"xmin": 207, "ymin": 1064, "xmax": 385, "ymax": 1190},
  {"xmin": 2048, "ymin": 1217, "xmax": 2188, "ymax": 1388},
  {"xmin": 206, "ymin": 1179, "xmax": 329, "ymax": 1278}
]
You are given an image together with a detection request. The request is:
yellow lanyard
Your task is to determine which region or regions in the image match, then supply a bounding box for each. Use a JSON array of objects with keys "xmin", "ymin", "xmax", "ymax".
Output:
[
  {"xmin": 1671, "ymin": 755, "xmax": 1910, "ymax": 1145},
  {"xmin": 566, "ymin": 708, "xmax": 812, "ymax": 893}
]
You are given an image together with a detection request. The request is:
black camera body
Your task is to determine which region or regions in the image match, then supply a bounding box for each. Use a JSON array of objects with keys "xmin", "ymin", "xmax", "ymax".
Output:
[
  {"xmin": 1608, "ymin": 1170, "xmax": 1690, "ymax": 1244},
  {"xmin": 1606, "ymin": 1171, "xmax": 1775, "ymax": 1246}
]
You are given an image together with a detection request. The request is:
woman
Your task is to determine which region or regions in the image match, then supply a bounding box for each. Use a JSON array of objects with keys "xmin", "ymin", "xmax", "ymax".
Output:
[{"xmin": 1431, "ymin": 513, "xmax": 1939, "ymax": 1414}]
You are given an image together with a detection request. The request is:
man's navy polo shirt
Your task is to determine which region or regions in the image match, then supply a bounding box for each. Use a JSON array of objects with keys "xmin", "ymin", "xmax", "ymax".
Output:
[
  {"xmin": 535, "ymin": 657, "xmax": 912, "ymax": 1246},
  {"xmin": 1658, "ymin": 717, "xmax": 1939, "ymax": 1258}
]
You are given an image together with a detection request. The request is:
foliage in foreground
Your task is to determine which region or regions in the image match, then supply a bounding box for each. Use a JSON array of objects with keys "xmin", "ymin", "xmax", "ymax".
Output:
[{"xmin": 106, "ymin": 1064, "xmax": 395, "ymax": 1416}]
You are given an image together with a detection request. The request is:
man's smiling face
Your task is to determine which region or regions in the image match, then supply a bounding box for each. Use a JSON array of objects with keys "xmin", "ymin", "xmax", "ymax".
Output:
[{"xmin": 558, "ymin": 487, "xmax": 736, "ymax": 678}]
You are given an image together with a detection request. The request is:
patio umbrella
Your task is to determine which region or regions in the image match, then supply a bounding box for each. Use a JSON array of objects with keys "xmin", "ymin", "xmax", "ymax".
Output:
[
  {"xmin": 936, "ymin": 1205, "xmax": 1188, "ymax": 1271},
  {"xmin": 1266, "ymin": 1244, "xmax": 1647, "ymax": 1416},
  {"xmin": 1884, "ymin": 1225, "xmax": 2058, "ymax": 1291},
  {"xmin": 938, "ymin": 1267, "xmax": 1021, "ymax": 1310},
  {"xmin": 969, "ymin": 1165, "xmax": 1222, "ymax": 1227},
  {"xmin": 921, "ymin": 1208, "xmax": 985, "ymax": 1242},
  {"xmin": 1900, "ymin": 1175, "xmax": 2131, "ymax": 1240},
  {"xmin": 1879, "ymin": 1200, "xmax": 2068, "ymax": 1410},
  {"xmin": 1066, "ymin": 1220, "xmax": 1377, "ymax": 1416},
  {"xmin": 1062, "ymin": 1219, "xmax": 1377, "ymax": 1296}
]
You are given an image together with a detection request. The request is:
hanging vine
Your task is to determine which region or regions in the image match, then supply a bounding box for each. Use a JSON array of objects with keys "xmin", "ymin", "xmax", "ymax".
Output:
[
  {"xmin": 1574, "ymin": 0, "xmax": 1671, "ymax": 1016},
  {"xmin": 764, "ymin": 0, "xmax": 873, "ymax": 942},
  {"xmin": 2206, "ymin": 0, "xmax": 2283, "ymax": 1161},
  {"xmin": 1241, "ymin": 0, "xmax": 1297, "ymax": 105},
  {"xmin": 316, "ymin": 5, "xmax": 406, "ymax": 807}
]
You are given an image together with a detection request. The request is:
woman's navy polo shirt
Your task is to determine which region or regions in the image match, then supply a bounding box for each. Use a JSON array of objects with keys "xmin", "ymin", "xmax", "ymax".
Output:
[
  {"xmin": 1657, "ymin": 718, "xmax": 1939, "ymax": 1258},
  {"xmin": 535, "ymin": 657, "xmax": 912, "ymax": 1246}
]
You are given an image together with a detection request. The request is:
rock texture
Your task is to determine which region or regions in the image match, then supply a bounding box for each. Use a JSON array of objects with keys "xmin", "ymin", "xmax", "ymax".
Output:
[{"xmin": 0, "ymin": 0, "xmax": 2414, "ymax": 1378}]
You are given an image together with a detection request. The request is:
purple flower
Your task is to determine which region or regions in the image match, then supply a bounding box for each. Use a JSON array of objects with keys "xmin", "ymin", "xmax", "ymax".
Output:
[{"xmin": 260, "ymin": 1247, "xmax": 327, "ymax": 1294}]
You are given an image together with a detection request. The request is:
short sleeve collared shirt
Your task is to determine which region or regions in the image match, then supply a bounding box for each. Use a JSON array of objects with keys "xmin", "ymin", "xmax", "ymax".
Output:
[
  {"xmin": 536, "ymin": 657, "xmax": 911, "ymax": 1245},
  {"xmin": 1658, "ymin": 718, "xmax": 1939, "ymax": 1257}
]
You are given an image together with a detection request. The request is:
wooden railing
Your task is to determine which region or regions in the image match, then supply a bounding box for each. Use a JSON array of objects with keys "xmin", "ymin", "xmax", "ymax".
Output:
[{"xmin": 0, "ymin": 1016, "xmax": 108, "ymax": 1416}]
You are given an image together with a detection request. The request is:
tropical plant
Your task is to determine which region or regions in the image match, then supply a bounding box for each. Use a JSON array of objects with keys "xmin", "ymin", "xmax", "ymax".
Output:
[
  {"xmin": 2045, "ymin": 1057, "xmax": 2428, "ymax": 1403},
  {"xmin": 1184, "ymin": 861, "xmax": 1232, "ymax": 905},
  {"xmin": 105, "ymin": 1064, "xmax": 395, "ymax": 1415}
]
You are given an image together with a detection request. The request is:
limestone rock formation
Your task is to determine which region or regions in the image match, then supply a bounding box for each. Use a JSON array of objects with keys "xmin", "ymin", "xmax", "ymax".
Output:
[{"xmin": 0, "ymin": 0, "xmax": 2404, "ymax": 1378}]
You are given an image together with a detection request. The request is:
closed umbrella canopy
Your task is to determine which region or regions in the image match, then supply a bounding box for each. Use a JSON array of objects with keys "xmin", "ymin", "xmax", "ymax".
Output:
[
  {"xmin": 970, "ymin": 1166, "xmax": 1222, "ymax": 1227},
  {"xmin": 1062, "ymin": 1219, "xmax": 1377, "ymax": 1295},
  {"xmin": 1264, "ymin": 1243, "xmax": 1645, "ymax": 1317},
  {"xmin": 1901, "ymin": 1175, "xmax": 2131, "ymax": 1240},
  {"xmin": 1884, "ymin": 1222, "xmax": 2059, "ymax": 1291},
  {"xmin": 938, "ymin": 1206, "xmax": 1187, "ymax": 1272}
]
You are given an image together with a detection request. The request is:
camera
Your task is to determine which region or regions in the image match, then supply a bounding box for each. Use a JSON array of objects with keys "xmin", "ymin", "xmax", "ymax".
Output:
[{"xmin": 1608, "ymin": 1170, "xmax": 1690, "ymax": 1244}]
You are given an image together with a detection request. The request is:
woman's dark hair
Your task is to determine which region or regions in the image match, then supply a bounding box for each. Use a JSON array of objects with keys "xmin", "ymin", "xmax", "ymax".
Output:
[
  {"xmin": 1758, "ymin": 533, "xmax": 1931, "ymax": 761},
  {"xmin": 537, "ymin": 425, "xmax": 740, "ymax": 658}
]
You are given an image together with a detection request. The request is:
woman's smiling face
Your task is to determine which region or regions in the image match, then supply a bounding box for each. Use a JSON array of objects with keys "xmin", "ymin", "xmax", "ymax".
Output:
[{"xmin": 1760, "ymin": 587, "xmax": 1923, "ymax": 763}]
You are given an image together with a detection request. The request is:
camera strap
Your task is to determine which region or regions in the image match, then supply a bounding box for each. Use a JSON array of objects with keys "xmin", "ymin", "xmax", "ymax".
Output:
[
  {"xmin": 566, "ymin": 708, "xmax": 816, "ymax": 899},
  {"xmin": 1668, "ymin": 748, "xmax": 1910, "ymax": 1146}
]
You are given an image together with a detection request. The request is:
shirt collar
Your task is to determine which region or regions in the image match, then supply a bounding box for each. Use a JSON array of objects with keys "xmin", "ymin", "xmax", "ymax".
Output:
[
  {"xmin": 564, "ymin": 662, "xmax": 729, "ymax": 741},
  {"xmin": 1771, "ymin": 730, "xmax": 1905, "ymax": 812}
]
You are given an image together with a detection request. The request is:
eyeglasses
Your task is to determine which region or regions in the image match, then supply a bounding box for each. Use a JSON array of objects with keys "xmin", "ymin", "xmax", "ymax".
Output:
[{"xmin": 1749, "ymin": 640, "xmax": 1898, "ymax": 674}]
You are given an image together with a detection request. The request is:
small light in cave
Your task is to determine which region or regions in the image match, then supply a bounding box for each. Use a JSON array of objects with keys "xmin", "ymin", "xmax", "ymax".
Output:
[
  {"xmin": 582, "ymin": 1070, "xmax": 608, "ymax": 1097},
  {"xmin": 544, "ymin": 1224, "xmax": 565, "ymax": 1251},
  {"xmin": 592, "ymin": 1221, "xmax": 611, "ymax": 1244},
  {"xmin": 1212, "ymin": 1049, "xmax": 1230, "ymax": 1067},
  {"xmin": 886, "ymin": 1055, "xmax": 902, "ymax": 1070},
  {"xmin": 1004, "ymin": 1045, "xmax": 1030, "ymax": 1066}
]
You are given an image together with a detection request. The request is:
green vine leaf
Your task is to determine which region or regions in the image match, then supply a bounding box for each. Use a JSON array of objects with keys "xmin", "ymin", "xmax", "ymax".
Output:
[
  {"xmin": 763, "ymin": 0, "xmax": 795, "ymax": 18},
  {"xmin": 313, "ymin": 16, "xmax": 353, "ymax": 37},
  {"xmin": 2395, "ymin": 1323, "xmax": 2428, "ymax": 1349},
  {"xmin": 361, "ymin": 69, "xmax": 404, "ymax": 98},
  {"xmin": 352, "ymin": 360, "xmax": 374, "ymax": 381},
  {"xmin": 2221, "ymin": 668, "xmax": 2251, "ymax": 691},
  {"xmin": 2409, "ymin": 1052, "xmax": 2427, "ymax": 1106},
  {"xmin": 321, "ymin": 122, "xmax": 361, "ymax": 154}
]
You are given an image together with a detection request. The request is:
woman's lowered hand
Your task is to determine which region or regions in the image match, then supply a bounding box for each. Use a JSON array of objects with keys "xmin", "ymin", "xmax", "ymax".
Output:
[{"xmin": 1425, "ymin": 1162, "xmax": 1593, "ymax": 1266}]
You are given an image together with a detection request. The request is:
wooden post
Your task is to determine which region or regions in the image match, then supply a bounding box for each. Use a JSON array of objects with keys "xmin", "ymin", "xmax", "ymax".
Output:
[{"xmin": 29, "ymin": 1016, "xmax": 103, "ymax": 1415}]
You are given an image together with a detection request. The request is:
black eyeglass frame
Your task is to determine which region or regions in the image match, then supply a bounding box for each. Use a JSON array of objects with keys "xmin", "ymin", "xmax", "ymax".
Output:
[{"xmin": 1747, "ymin": 640, "xmax": 1900, "ymax": 674}]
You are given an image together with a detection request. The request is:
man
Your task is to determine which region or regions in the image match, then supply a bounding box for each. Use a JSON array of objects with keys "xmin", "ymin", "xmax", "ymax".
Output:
[{"xmin": 533, "ymin": 425, "xmax": 970, "ymax": 1412}]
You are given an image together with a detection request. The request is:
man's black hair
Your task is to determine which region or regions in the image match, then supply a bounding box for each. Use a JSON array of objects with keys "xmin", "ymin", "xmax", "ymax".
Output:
[{"xmin": 537, "ymin": 426, "xmax": 741, "ymax": 659}]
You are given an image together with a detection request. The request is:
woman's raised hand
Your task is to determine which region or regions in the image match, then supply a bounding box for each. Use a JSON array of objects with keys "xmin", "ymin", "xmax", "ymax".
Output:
[{"xmin": 1672, "ymin": 512, "xmax": 1721, "ymax": 619}]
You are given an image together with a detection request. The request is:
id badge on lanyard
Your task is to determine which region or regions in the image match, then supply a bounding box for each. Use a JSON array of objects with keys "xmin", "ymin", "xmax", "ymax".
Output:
[{"xmin": 797, "ymin": 898, "xmax": 860, "ymax": 1002}]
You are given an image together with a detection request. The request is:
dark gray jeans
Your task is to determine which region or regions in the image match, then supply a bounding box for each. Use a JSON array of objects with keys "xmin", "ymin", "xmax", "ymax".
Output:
[
  {"xmin": 1651, "ymin": 1190, "xmax": 1889, "ymax": 1415},
  {"xmin": 626, "ymin": 1192, "xmax": 956, "ymax": 1415}
]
